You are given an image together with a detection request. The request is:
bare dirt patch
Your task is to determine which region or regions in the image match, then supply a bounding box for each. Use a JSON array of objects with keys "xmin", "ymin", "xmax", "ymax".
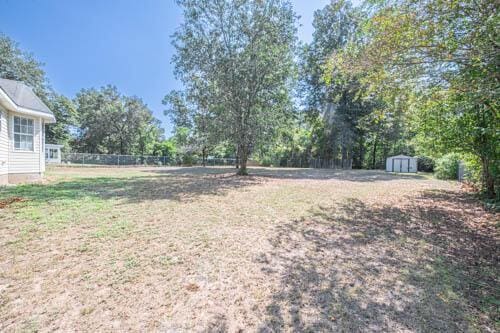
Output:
[{"xmin": 0, "ymin": 167, "xmax": 497, "ymax": 332}]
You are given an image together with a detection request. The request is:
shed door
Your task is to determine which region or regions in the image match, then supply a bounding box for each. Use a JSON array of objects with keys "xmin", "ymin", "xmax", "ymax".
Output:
[
  {"xmin": 392, "ymin": 158, "xmax": 410, "ymax": 172},
  {"xmin": 399, "ymin": 159, "xmax": 407, "ymax": 173},
  {"xmin": 393, "ymin": 159, "xmax": 401, "ymax": 172}
]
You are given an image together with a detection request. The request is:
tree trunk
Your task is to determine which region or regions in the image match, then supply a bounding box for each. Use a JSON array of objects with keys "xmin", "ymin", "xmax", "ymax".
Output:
[
  {"xmin": 341, "ymin": 145, "xmax": 347, "ymax": 169},
  {"xmin": 481, "ymin": 155, "xmax": 496, "ymax": 199},
  {"xmin": 372, "ymin": 137, "xmax": 378, "ymax": 169},
  {"xmin": 202, "ymin": 147, "xmax": 207, "ymax": 167},
  {"xmin": 352, "ymin": 137, "xmax": 364, "ymax": 169},
  {"xmin": 237, "ymin": 145, "xmax": 248, "ymax": 175},
  {"xmin": 235, "ymin": 145, "xmax": 240, "ymax": 169}
]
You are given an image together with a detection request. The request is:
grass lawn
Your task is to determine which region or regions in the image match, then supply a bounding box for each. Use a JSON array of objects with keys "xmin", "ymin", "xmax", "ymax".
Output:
[{"xmin": 0, "ymin": 166, "xmax": 498, "ymax": 332}]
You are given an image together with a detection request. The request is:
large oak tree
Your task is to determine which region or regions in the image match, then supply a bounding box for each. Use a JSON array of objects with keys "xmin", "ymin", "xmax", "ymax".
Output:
[{"xmin": 171, "ymin": 0, "xmax": 297, "ymax": 174}]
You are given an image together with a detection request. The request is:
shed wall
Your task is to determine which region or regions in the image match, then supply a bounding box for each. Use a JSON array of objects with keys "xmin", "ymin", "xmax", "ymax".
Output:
[{"xmin": 386, "ymin": 156, "xmax": 418, "ymax": 173}]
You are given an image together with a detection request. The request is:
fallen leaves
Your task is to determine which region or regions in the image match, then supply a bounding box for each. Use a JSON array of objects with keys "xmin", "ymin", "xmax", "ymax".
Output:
[
  {"xmin": 185, "ymin": 283, "xmax": 200, "ymax": 292},
  {"xmin": 0, "ymin": 197, "xmax": 26, "ymax": 209}
]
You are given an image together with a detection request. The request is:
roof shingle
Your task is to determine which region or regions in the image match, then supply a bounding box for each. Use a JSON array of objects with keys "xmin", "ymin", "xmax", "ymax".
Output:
[{"xmin": 0, "ymin": 78, "xmax": 53, "ymax": 116}]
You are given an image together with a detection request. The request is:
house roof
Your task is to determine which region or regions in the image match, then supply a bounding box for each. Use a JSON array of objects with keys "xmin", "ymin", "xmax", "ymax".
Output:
[{"xmin": 0, "ymin": 78, "xmax": 54, "ymax": 117}]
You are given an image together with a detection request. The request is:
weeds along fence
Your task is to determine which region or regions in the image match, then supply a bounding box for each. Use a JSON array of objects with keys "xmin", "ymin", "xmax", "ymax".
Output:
[{"xmin": 60, "ymin": 152, "xmax": 352, "ymax": 169}]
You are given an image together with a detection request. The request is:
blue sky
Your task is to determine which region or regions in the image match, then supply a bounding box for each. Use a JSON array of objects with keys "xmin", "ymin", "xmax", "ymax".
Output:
[{"xmin": 0, "ymin": 0, "xmax": 331, "ymax": 135}]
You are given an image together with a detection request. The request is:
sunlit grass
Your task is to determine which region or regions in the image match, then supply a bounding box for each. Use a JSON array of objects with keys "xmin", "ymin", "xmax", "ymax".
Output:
[{"xmin": 0, "ymin": 166, "xmax": 497, "ymax": 332}]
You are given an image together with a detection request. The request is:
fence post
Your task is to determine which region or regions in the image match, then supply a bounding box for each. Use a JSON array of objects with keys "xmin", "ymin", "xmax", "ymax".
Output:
[{"xmin": 458, "ymin": 161, "xmax": 464, "ymax": 182}]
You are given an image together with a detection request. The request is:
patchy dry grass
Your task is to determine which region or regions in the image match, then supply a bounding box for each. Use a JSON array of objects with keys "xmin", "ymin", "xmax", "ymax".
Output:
[{"xmin": 0, "ymin": 166, "xmax": 498, "ymax": 332}]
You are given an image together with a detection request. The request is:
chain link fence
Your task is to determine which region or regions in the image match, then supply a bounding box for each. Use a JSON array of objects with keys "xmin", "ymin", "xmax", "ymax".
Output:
[
  {"xmin": 61, "ymin": 153, "xmax": 239, "ymax": 167},
  {"xmin": 60, "ymin": 152, "xmax": 352, "ymax": 170},
  {"xmin": 266, "ymin": 157, "xmax": 352, "ymax": 169},
  {"xmin": 61, "ymin": 153, "xmax": 171, "ymax": 166}
]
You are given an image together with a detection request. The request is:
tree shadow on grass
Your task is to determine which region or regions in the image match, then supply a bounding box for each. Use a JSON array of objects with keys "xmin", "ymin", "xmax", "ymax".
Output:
[
  {"xmin": 0, "ymin": 172, "xmax": 263, "ymax": 206},
  {"xmin": 251, "ymin": 168, "xmax": 426, "ymax": 182},
  {"xmin": 148, "ymin": 166, "xmax": 427, "ymax": 182},
  {"xmin": 0, "ymin": 167, "xmax": 426, "ymax": 207},
  {"xmin": 0, "ymin": 167, "xmax": 428, "ymax": 208},
  {"xmin": 258, "ymin": 190, "xmax": 499, "ymax": 332}
]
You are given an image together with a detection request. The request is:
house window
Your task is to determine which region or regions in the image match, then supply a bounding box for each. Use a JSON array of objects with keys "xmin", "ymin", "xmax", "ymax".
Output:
[{"xmin": 14, "ymin": 116, "xmax": 34, "ymax": 151}]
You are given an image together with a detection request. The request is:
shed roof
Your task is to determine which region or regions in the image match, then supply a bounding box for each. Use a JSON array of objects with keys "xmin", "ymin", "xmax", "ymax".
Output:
[
  {"xmin": 387, "ymin": 155, "xmax": 416, "ymax": 159},
  {"xmin": 0, "ymin": 78, "xmax": 53, "ymax": 116}
]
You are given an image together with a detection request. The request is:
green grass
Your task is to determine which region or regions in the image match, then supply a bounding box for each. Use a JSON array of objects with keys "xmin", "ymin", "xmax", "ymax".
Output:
[
  {"xmin": 0, "ymin": 166, "xmax": 497, "ymax": 332},
  {"xmin": 0, "ymin": 178, "xmax": 128, "ymax": 244}
]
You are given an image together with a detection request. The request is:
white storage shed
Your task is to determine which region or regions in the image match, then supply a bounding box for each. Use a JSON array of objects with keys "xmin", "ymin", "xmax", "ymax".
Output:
[
  {"xmin": 386, "ymin": 155, "xmax": 417, "ymax": 173},
  {"xmin": 45, "ymin": 144, "xmax": 63, "ymax": 164}
]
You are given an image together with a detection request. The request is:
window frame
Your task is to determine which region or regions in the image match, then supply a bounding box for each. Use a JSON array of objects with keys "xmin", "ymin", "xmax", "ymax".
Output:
[
  {"xmin": 49, "ymin": 148, "xmax": 58, "ymax": 159},
  {"xmin": 13, "ymin": 115, "xmax": 35, "ymax": 152}
]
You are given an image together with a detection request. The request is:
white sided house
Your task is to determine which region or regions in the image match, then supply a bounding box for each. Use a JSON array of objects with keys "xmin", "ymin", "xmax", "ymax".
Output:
[
  {"xmin": 386, "ymin": 155, "xmax": 418, "ymax": 173},
  {"xmin": 0, "ymin": 78, "xmax": 56, "ymax": 184}
]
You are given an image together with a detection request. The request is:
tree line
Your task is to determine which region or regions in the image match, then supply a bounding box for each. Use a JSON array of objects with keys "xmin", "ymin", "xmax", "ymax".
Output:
[{"xmin": 0, "ymin": 0, "xmax": 497, "ymax": 198}]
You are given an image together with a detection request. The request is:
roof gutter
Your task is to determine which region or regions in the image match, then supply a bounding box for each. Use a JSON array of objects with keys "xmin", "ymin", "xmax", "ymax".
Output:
[
  {"xmin": 17, "ymin": 106, "xmax": 56, "ymax": 123},
  {"xmin": 0, "ymin": 87, "xmax": 56, "ymax": 123}
]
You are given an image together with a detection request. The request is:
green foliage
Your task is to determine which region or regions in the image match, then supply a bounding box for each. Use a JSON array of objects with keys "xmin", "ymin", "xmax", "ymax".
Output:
[
  {"xmin": 0, "ymin": 34, "xmax": 76, "ymax": 145},
  {"xmin": 171, "ymin": 0, "xmax": 298, "ymax": 173},
  {"xmin": 259, "ymin": 156, "xmax": 274, "ymax": 167},
  {"xmin": 461, "ymin": 154, "xmax": 499, "ymax": 203},
  {"xmin": 0, "ymin": 33, "xmax": 48, "ymax": 97},
  {"xmin": 211, "ymin": 141, "xmax": 236, "ymax": 158},
  {"xmin": 162, "ymin": 91, "xmax": 192, "ymax": 128},
  {"xmin": 254, "ymin": 117, "xmax": 312, "ymax": 166},
  {"xmin": 180, "ymin": 154, "xmax": 197, "ymax": 166},
  {"xmin": 73, "ymin": 86, "xmax": 163, "ymax": 155},
  {"xmin": 299, "ymin": 0, "xmax": 359, "ymax": 113},
  {"xmin": 45, "ymin": 94, "xmax": 78, "ymax": 147},
  {"xmin": 461, "ymin": 155, "xmax": 483, "ymax": 186},
  {"xmin": 434, "ymin": 154, "xmax": 461, "ymax": 180},
  {"xmin": 328, "ymin": 0, "xmax": 499, "ymax": 197},
  {"xmin": 1, "ymin": 34, "xmax": 164, "ymax": 156},
  {"xmin": 417, "ymin": 156, "xmax": 435, "ymax": 173},
  {"xmin": 298, "ymin": 0, "xmax": 417, "ymax": 170},
  {"xmin": 152, "ymin": 139, "xmax": 177, "ymax": 159},
  {"xmin": 300, "ymin": 1, "xmax": 374, "ymax": 167}
]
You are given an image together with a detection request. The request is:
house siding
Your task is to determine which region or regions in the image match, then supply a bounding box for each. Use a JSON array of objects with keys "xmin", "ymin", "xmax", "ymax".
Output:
[
  {"xmin": 7, "ymin": 111, "xmax": 43, "ymax": 175},
  {"xmin": 0, "ymin": 105, "xmax": 8, "ymax": 177},
  {"xmin": 40, "ymin": 119, "xmax": 45, "ymax": 173}
]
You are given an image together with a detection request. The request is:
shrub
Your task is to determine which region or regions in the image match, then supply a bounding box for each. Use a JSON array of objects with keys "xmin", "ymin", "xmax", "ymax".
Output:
[
  {"xmin": 417, "ymin": 155, "xmax": 435, "ymax": 172},
  {"xmin": 259, "ymin": 156, "xmax": 273, "ymax": 167},
  {"xmin": 461, "ymin": 154, "xmax": 482, "ymax": 185},
  {"xmin": 434, "ymin": 153, "xmax": 461, "ymax": 180},
  {"xmin": 181, "ymin": 154, "xmax": 197, "ymax": 166}
]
